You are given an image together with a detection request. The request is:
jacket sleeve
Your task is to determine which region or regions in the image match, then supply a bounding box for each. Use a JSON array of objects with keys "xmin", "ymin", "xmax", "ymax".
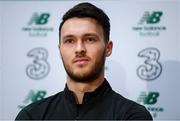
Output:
[{"xmin": 124, "ymin": 104, "xmax": 153, "ymax": 120}]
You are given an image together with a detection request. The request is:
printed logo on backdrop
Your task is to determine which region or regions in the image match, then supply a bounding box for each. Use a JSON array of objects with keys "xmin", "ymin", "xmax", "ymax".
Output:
[
  {"xmin": 137, "ymin": 48, "xmax": 162, "ymax": 81},
  {"xmin": 137, "ymin": 91, "xmax": 164, "ymax": 118},
  {"xmin": 22, "ymin": 12, "xmax": 53, "ymax": 37},
  {"xmin": 26, "ymin": 48, "xmax": 50, "ymax": 80},
  {"xmin": 132, "ymin": 11, "xmax": 166, "ymax": 37},
  {"xmin": 18, "ymin": 90, "xmax": 47, "ymax": 109}
]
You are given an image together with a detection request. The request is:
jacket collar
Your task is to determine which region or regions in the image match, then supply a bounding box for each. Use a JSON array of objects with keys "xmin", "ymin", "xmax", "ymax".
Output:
[{"xmin": 63, "ymin": 78, "xmax": 112, "ymax": 105}]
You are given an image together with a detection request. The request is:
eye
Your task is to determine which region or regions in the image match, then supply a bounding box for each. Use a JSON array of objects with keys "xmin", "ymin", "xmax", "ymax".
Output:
[
  {"xmin": 86, "ymin": 37, "xmax": 96, "ymax": 43},
  {"xmin": 64, "ymin": 39, "xmax": 74, "ymax": 44}
]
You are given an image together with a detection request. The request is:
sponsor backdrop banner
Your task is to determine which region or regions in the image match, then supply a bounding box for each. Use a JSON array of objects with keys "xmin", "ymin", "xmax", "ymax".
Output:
[{"xmin": 0, "ymin": 0, "xmax": 179, "ymax": 120}]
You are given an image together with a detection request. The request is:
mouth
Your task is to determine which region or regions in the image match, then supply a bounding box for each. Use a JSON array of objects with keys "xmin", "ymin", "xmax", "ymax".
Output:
[{"xmin": 73, "ymin": 58, "xmax": 89, "ymax": 65}]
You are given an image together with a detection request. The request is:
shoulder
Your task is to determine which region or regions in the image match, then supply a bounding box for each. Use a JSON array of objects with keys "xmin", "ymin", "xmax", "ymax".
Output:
[
  {"xmin": 110, "ymin": 91, "xmax": 153, "ymax": 120},
  {"xmin": 24, "ymin": 91, "xmax": 63, "ymax": 111},
  {"xmin": 15, "ymin": 91, "xmax": 64, "ymax": 120}
]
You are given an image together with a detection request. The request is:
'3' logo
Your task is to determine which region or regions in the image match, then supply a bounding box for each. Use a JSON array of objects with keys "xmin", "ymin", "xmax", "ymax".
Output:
[
  {"xmin": 137, "ymin": 48, "xmax": 162, "ymax": 81},
  {"xmin": 26, "ymin": 47, "xmax": 50, "ymax": 80}
]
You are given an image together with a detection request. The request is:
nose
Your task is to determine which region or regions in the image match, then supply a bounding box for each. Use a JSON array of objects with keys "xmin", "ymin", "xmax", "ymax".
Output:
[{"xmin": 75, "ymin": 41, "xmax": 86, "ymax": 55}]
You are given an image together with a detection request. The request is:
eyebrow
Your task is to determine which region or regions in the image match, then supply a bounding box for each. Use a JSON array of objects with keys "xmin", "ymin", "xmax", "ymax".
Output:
[
  {"xmin": 62, "ymin": 35, "xmax": 74, "ymax": 39},
  {"xmin": 84, "ymin": 33, "xmax": 99, "ymax": 38},
  {"xmin": 62, "ymin": 33, "xmax": 99, "ymax": 40}
]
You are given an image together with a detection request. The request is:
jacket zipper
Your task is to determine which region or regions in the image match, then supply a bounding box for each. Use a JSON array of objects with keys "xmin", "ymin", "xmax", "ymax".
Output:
[{"xmin": 75, "ymin": 104, "xmax": 79, "ymax": 120}]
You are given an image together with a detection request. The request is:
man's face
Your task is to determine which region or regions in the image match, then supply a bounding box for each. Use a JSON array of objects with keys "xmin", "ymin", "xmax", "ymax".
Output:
[{"xmin": 59, "ymin": 17, "xmax": 112, "ymax": 83}]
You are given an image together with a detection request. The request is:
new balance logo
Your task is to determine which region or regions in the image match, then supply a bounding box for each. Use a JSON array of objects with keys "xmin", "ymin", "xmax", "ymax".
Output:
[
  {"xmin": 23, "ymin": 90, "xmax": 47, "ymax": 103},
  {"xmin": 139, "ymin": 11, "xmax": 163, "ymax": 25},
  {"xmin": 137, "ymin": 92, "xmax": 159, "ymax": 105},
  {"xmin": 18, "ymin": 90, "xmax": 47, "ymax": 109},
  {"xmin": 28, "ymin": 13, "xmax": 50, "ymax": 25}
]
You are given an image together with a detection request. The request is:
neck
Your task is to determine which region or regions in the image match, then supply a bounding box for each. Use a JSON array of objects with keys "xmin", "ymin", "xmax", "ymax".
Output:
[{"xmin": 66, "ymin": 75, "xmax": 104, "ymax": 104}]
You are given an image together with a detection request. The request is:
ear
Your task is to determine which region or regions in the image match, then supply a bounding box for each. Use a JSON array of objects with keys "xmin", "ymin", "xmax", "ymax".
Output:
[{"xmin": 105, "ymin": 41, "xmax": 113, "ymax": 57}]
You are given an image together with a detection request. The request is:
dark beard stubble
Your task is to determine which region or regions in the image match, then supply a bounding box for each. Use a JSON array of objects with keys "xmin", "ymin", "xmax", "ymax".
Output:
[{"xmin": 61, "ymin": 50, "xmax": 106, "ymax": 83}]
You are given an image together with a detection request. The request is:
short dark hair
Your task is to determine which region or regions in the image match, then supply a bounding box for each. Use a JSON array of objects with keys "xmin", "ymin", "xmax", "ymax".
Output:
[{"xmin": 59, "ymin": 2, "xmax": 110, "ymax": 42}]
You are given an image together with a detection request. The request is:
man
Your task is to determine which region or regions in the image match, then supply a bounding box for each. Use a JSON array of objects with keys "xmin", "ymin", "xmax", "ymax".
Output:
[{"xmin": 16, "ymin": 2, "xmax": 152, "ymax": 120}]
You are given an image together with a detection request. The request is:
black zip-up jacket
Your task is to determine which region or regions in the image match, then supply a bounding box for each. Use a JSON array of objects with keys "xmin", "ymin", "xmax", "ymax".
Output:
[{"xmin": 15, "ymin": 79, "xmax": 153, "ymax": 120}]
